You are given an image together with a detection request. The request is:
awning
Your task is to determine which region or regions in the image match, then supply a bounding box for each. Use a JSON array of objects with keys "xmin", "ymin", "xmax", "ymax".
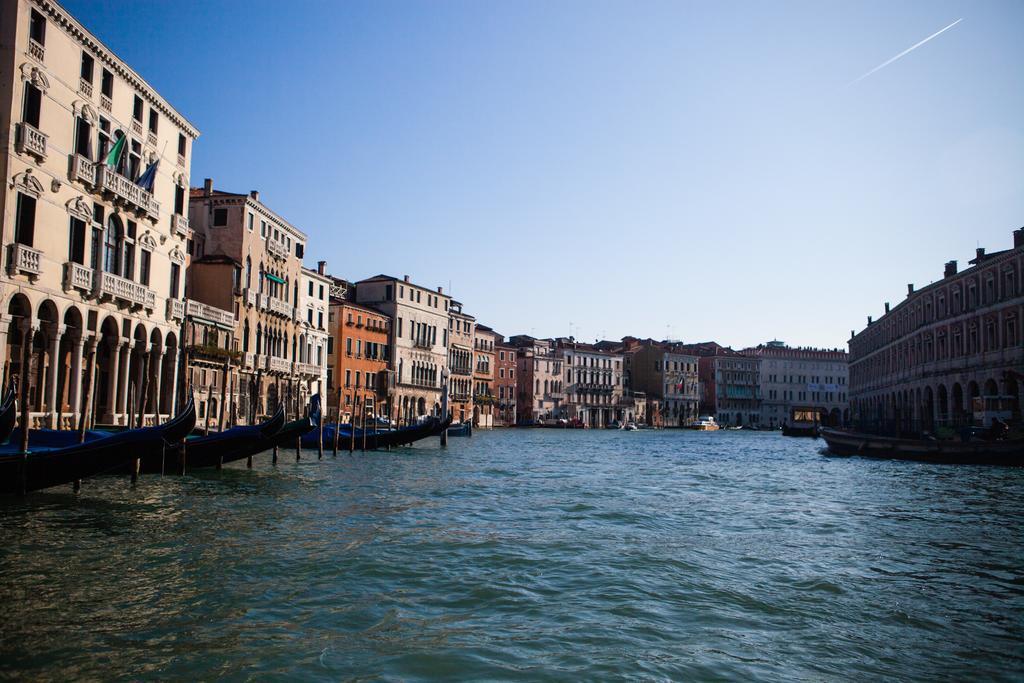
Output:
[{"xmin": 265, "ymin": 273, "xmax": 285, "ymax": 284}]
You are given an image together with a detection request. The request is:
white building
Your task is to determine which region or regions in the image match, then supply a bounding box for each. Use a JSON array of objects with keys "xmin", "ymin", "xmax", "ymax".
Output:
[
  {"xmin": 299, "ymin": 263, "xmax": 331, "ymax": 397},
  {"xmin": 744, "ymin": 340, "xmax": 849, "ymax": 427}
]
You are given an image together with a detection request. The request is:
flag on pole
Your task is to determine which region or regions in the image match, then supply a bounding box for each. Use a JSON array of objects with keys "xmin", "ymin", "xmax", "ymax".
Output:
[
  {"xmin": 136, "ymin": 158, "xmax": 159, "ymax": 192},
  {"xmin": 104, "ymin": 134, "xmax": 126, "ymax": 168}
]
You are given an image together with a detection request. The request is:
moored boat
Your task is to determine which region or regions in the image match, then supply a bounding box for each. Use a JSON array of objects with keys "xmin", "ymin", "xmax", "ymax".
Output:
[
  {"xmin": 303, "ymin": 414, "xmax": 453, "ymax": 450},
  {"xmin": 688, "ymin": 416, "xmax": 720, "ymax": 431},
  {"xmin": 446, "ymin": 422, "xmax": 472, "ymax": 437},
  {"xmin": 270, "ymin": 394, "xmax": 322, "ymax": 448},
  {"xmin": 0, "ymin": 388, "xmax": 16, "ymax": 444},
  {"xmin": 819, "ymin": 427, "xmax": 1023, "ymax": 466},
  {"xmin": 0, "ymin": 397, "xmax": 196, "ymax": 495},
  {"xmin": 782, "ymin": 406, "xmax": 821, "ymax": 438},
  {"xmin": 152, "ymin": 404, "xmax": 286, "ymax": 473}
]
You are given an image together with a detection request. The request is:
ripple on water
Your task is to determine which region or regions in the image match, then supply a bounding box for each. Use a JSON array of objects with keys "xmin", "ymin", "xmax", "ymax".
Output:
[{"xmin": 0, "ymin": 430, "xmax": 1022, "ymax": 680}]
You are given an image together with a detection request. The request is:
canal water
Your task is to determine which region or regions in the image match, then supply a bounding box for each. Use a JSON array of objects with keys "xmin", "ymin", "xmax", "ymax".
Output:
[{"xmin": 1, "ymin": 429, "xmax": 1021, "ymax": 680}]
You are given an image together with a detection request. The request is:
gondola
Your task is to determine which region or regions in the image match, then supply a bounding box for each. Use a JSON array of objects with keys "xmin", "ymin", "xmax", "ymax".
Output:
[
  {"xmin": 150, "ymin": 404, "xmax": 287, "ymax": 473},
  {"xmin": 302, "ymin": 414, "xmax": 452, "ymax": 451},
  {"xmin": 820, "ymin": 427, "xmax": 1024, "ymax": 466},
  {"xmin": 0, "ymin": 396, "xmax": 196, "ymax": 495},
  {"xmin": 269, "ymin": 394, "xmax": 322, "ymax": 448},
  {"xmin": 0, "ymin": 388, "xmax": 17, "ymax": 444},
  {"xmin": 446, "ymin": 422, "xmax": 472, "ymax": 437}
]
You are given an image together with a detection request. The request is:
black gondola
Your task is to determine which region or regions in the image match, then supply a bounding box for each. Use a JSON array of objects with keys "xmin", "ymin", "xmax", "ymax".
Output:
[
  {"xmin": 301, "ymin": 414, "xmax": 452, "ymax": 451},
  {"xmin": 269, "ymin": 394, "xmax": 322, "ymax": 448},
  {"xmin": 151, "ymin": 404, "xmax": 286, "ymax": 473},
  {"xmin": 0, "ymin": 396, "xmax": 196, "ymax": 495}
]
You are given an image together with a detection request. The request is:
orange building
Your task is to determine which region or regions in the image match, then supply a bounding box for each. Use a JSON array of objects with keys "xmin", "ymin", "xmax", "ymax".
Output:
[{"xmin": 327, "ymin": 299, "xmax": 390, "ymax": 422}]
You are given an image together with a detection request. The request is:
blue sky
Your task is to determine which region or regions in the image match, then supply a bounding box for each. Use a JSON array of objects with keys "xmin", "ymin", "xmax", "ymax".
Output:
[{"xmin": 65, "ymin": 0, "xmax": 1024, "ymax": 349}]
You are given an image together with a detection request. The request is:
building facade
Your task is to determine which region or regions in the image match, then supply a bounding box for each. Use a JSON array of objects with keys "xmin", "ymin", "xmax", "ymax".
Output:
[
  {"xmin": 1, "ymin": 0, "xmax": 198, "ymax": 428},
  {"xmin": 557, "ymin": 339, "xmax": 624, "ymax": 427},
  {"xmin": 298, "ymin": 263, "xmax": 330, "ymax": 396},
  {"xmin": 327, "ymin": 297, "xmax": 390, "ymax": 423},
  {"xmin": 743, "ymin": 340, "xmax": 849, "ymax": 428},
  {"xmin": 511, "ymin": 335, "xmax": 564, "ymax": 424},
  {"xmin": 473, "ymin": 324, "xmax": 498, "ymax": 428},
  {"xmin": 679, "ymin": 342, "xmax": 762, "ymax": 426},
  {"xmin": 494, "ymin": 341, "xmax": 516, "ymax": 426},
  {"xmin": 355, "ymin": 274, "xmax": 450, "ymax": 422},
  {"xmin": 625, "ymin": 341, "xmax": 699, "ymax": 427},
  {"xmin": 188, "ymin": 181, "xmax": 316, "ymax": 423},
  {"xmin": 848, "ymin": 229, "xmax": 1023, "ymax": 431},
  {"xmin": 447, "ymin": 300, "xmax": 474, "ymax": 424}
]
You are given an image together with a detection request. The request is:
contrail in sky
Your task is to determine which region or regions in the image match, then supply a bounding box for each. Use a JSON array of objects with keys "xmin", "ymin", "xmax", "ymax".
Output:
[{"xmin": 850, "ymin": 18, "xmax": 963, "ymax": 85}]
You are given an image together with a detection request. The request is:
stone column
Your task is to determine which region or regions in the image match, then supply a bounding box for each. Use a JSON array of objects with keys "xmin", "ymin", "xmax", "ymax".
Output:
[
  {"xmin": 69, "ymin": 335, "xmax": 86, "ymax": 423},
  {"xmin": 46, "ymin": 325, "xmax": 65, "ymax": 428},
  {"xmin": 106, "ymin": 341, "xmax": 122, "ymax": 424},
  {"xmin": 117, "ymin": 343, "xmax": 131, "ymax": 424},
  {"xmin": 150, "ymin": 344, "xmax": 163, "ymax": 418},
  {"xmin": 168, "ymin": 346, "xmax": 180, "ymax": 414},
  {"xmin": 0, "ymin": 315, "xmax": 10, "ymax": 388}
]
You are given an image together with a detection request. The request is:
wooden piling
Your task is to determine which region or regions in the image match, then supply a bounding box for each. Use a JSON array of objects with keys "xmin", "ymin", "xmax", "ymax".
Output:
[{"xmin": 332, "ymin": 392, "xmax": 341, "ymax": 456}]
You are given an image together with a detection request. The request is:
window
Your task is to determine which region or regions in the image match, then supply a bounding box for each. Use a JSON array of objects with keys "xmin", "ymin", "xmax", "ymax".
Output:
[
  {"xmin": 296, "ymin": 243, "xmax": 304, "ymax": 258},
  {"xmin": 345, "ymin": 370, "xmax": 351, "ymax": 387},
  {"xmin": 14, "ymin": 193, "xmax": 36, "ymax": 246},
  {"xmin": 308, "ymin": 281, "xmax": 314, "ymax": 296},
  {"xmin": 80, "ymin": 52, "xmax": 94, "ymax": 84},
  {"xmin": 386, "ymin": 284, "xmax": 394, "ymax": 300},
  {"xmin": 68, "ymin": 217, "xmax": 86, "ymax": 264},
  {"xmin": 307, "ymin": 308, "xmax": 313, "ymax": 324},
  {"xmin": 128, "ymin": 140, "xmax": 141, "ymax": 181},
  {"xmin": 101, "ymin": 68, "xmax": 113, "ymax": 98},
  {"xmin": 170, "ymin": 262, "xmax": 181, "ymax": 299},
  {"xmin": 97, "ymin": 118, "xmax": 110, "ymax": 161},
  {"xmin": 133, "ymin": 95, "xmax": 143, "ymax": 122},
  {"xmin": 122, "ymin": 220, "xmax": 136, "ymax": 280},
  {"xmin": 247, "ymin": 213, "xmax": 253, "ymax": 231},
  {"xmin": 213, "ymin": 208, "xmax": 228, "ymax": 226},
  {"xmin": 74, "ymin": 115, "xmax": 91, "ymax": 158},
  {"xmin": 22, "ymin": 83, "xmax": 41, "ymax": 128},
  {"xmin": 318, "ymin": 312, "xmax": 324, "ymax": 328},
  {"xmin": 29, "ymin": 9, "xmax": 45, "ymax": 46},
  {"xmin": 178, "ymin": 133, "xmax": 187, "ymax": 157},
  {"xmin": 104, "ymin": 216, "xmax": 121, "ymax": 274},
  {"xmin": 139, "ymin": 249, "xmax": 151, "ymax": 286},
  {"xmin": 319, "ymin": 285, "xmax": 324, "ymax": 300},
  {"xmin": 346, "ymin": 338, "xmax": 352, "ymax": 355},
  {"xmin": 148, "ymin": 108, "xmax": 158, "ymax": 134}
]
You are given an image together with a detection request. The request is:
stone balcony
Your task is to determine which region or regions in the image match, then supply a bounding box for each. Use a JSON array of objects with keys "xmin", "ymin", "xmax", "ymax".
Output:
[
  {"xmin": 15, "ymin": 122, "xmax": 47, "ymax": 160},
  {"xmin": 186, "ymin": 299, "xmax": 234, "ymax": 326},
  {"xmin": 27, "ymin": 38, "xmax": 44, "ymax": 62},
  {"xmin": 68, "ymin": 155, "xmax": 159, "ymax": 221},
  {"xmin": 268, "ymin": 356, "xmax": 291, "ymax": 374},
  {"xmin": 242, "ymin": 352, "xmax": 255, "ymax": 369},
  {"xmin": 63, "ymin": 261, "xmax": 93, "ymax": 292},
  {"xmin": 94, "ymin": 270, "xmax": 156, "ymax": 310},
  {"xmin": 242, "ymin": 288, "xmax": 258, "ymax": 308},
  {"xmin": 8, "ymin": 243, "xmax": 43, "ymax": 279},
  {"xmin": 294, "ymin": 362, "xmax": 320, "ymax": 377},
  {"xmin": 266, "ymin": 238, "xmax": 288, "ymax": 260},
  {"xmin": 78, "ymin": 78, "xmax": 93, "ymax": 97},
  {"xmin": 171, "ymin": 213, "xmax": 189, "ymax": 237},
  {"xmin": 413, "ymin": 338, "xmax": 433, "ymax": 349},
  {"xmin": 267, "ymin": 296, "xmax": 292, "ymax": 318},
  {"xmin": 166, "ymin": 298, "xmax": 185, "ymax": 322}
]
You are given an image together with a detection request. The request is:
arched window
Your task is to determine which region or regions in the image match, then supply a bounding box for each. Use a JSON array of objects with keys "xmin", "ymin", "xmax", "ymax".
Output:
[
  {"xmin": 243, "ymin": 320, "xmax": 250, "ymax": 352},
  {"xmin": 245, "ymin": 257, "xmax": 251, "ymax": 289},
  {"xmin": 255, "ymin": 324, "xmax": 262, "ymax": 354},
  {"xmin": 104, "ymin": 215, "xmax": 122, "ymax": 274},
  {"xmin": 258, "ymin": 263, "xmax": 265, "ymax": 294}
]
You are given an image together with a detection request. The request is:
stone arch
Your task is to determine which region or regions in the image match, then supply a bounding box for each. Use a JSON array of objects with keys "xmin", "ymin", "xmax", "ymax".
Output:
[
  {"xmin": 936, "ymin": 384, "xmax": 948, "ymax": 424},
  {"xmin": 983, "ymin": 378, "xmax": 999, "ymax": 396}
]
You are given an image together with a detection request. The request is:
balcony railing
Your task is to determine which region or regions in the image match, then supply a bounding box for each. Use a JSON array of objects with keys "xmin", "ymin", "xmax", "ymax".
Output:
[
  {"xmin": 268, "ymin": 297, "xmax": 292, "ymax": 318},
  {"xmin": 8, "ymin": 243, "xmax": 43, "ymax": 278},
  {"xmin": 79, "ymin": 78, "xmax": 93, "ymax": 97},
  {"xmin": 294, "ymin": 362, "xmax": 320, "ymax": 377},
  {"xmin": 63, "ymin": 261, "xmax": 93, "ymax": 291},
  {"xmin": 244, "ymin": 288, "xmax": 258, "ymax": 308},
  {"xmin": 268, "ymin": 357, "xmax": 291, "ymax": 374},
  {"xmin": 266, "ymin": 238, "xmax": 288, "ymax": 260},
  {"xmin": 166, "ymin": 298, "xmax": 185, "ymax": 321},
  {"xmin": 27, "ymin": 38, "xmax": 44, "ymax": 62},
  {"xmin": 95, "ymin": 164, "xmax": 160, "ymax": 221},
  {"xmin": 147, "ymin": 132, "xmax": 158, "ymax": 147},
  {"xmin": 171, "ymin": 213, "xmax": 189, "ymax": 236},
  {"xmin": 131, "ymin": 119, "xmax": 143, "ymax": 136},
  {"xmin": 186, "ymin": 299, "xmax": 234, "ymax": 327},
  {"xmin": 242, "ymin": 352, "xmax": 255, "ymax": 369},
  {"xmin": 94, "ymin": 270, "xmax": 156, "ymax": 310},
  {"xmin": 15, "ymin": 122, "xmax": 47, "ymax": 160},
  {"xmin": 413, "ymin": 338, "xmax": 432, "ymax": 349},
  {"xmin": 99, "ymin": 94, "xmax": 112, "ymax": 112}
]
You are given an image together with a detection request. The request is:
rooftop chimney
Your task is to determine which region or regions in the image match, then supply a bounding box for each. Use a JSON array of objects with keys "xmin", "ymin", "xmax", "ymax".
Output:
[
  {"xmin": 317, "ymin": 260, "xmax": 326, "ymax": 275},
  {"xmin": 1014, "ymin": 228, "xmax": 1023, "ymax": 248},
  {"xmin": 976, "ymin": 247, "xmax": 985, "ymax": 261},
  {"xmin": 250, "ymin": 190, "xmax": 260, "ymax": 202},
  {"xmin": 850, "ymin": 330, "xmax": 855, "ymax": 339},
  {"xmin": 203, "ymin": 178, "xmax": 213, "ymax": 196},
  {"xmin": 944, "ymin": 260, "xmax": 957, "ymax": 277},
  {"xmin": 437, "ymin": 286, "xmax": 443, "ymax": 294},
  {"xmin": 403, "ymin": 275, "xmax": 410, "ymax": 283},
  {"xmin": 907, "ymin": 283, "xmax": 914, "ymax": 296},
  {"xmin": 884, "ymin": 302, "xmax": 890, "ymax": 313},
  {"xmin": 867, "ymin": 316, "xmax": 873, "ymax": 326}
]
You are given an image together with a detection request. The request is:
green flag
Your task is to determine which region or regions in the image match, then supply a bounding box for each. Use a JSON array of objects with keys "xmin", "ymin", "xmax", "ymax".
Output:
[{"xmin": 104, "ymin": 134, "xmax": 126, "ymax": 168}]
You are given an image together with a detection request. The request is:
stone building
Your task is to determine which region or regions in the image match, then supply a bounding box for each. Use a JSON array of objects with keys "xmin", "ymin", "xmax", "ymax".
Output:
[
  {"xmin": 556, "ymin": 339, "xmax": 624, "ymax": 427},
  {"xmin": 849, "ymin": 229, "xmax": 1023, "ymax": 431},
  {"xmin": 511, "ymin": 335, "xmax": 564, "ymax": 424},
  {"xmin": 742, "ymin": 340, "xmax": 849, "ymax": 428},
  {"xmin": 354, "ymin": 274, "xmax": 450, "ymax": 422},
  {"xmin": 624, "ymin": 340, "xmax": 700, "ymax": 427},
  {"xmin": 473, "ymin": 324, "xmax": 499, "ymax": 428},
  {"xmin": 678, "ymin": 342, "xmax": 762, "ymax": 426},
  {"xmin": 0, "ymin": 0, "xmax": 198, "ymax": 428},
  {"xmin": 188, "ymin": 181, "xmax": 316, "ymax": 423},
  {"xmin": 494, "ymin": 340, "xmax": 516, "ymax": 426},
  {"xmin": 447, "ymin": 300, "xmax": 474, "ymax": 424},
  {"xmin": 298, "ymin": 263, "xmax": 330, "ymax": 397},
  {"xmin": 327, "ymin": 294, "xmax": 390, "ymax": 423}
]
